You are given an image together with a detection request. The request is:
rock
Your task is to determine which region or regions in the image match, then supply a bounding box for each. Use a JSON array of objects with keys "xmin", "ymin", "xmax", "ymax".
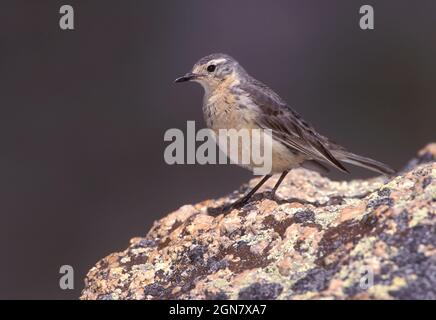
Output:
[{"xmin": 80, "ymin": 144, "xmax": 436, "ymax": 300}]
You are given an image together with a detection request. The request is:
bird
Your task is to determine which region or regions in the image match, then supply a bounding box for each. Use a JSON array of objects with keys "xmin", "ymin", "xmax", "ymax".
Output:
[{"xmin": 175, "ymin": 53, "xmax": 395, "ymax": 209}]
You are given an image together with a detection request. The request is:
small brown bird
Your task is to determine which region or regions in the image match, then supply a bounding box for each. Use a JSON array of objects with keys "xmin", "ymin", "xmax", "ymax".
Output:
[{"xmin": 175, "ymin": 53, "xmax": 395, "ymax": 208}]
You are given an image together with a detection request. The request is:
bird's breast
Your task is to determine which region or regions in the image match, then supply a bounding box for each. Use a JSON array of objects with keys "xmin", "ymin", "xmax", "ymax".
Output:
[{"xmin": 203, "ymin": 90, "xmax": 258, "ymax": 131}]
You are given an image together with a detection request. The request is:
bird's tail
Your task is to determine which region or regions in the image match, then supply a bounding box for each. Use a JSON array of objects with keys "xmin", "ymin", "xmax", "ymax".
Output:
[{"xmin": 332, "ymin": 150, "xmax": 396, "ymax": 175}]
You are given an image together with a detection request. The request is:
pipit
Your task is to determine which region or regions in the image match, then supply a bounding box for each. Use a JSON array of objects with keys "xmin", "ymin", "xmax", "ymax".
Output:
[{"xmin": 175, "ymin": 53, "xmax": 395, "ymax": 208}]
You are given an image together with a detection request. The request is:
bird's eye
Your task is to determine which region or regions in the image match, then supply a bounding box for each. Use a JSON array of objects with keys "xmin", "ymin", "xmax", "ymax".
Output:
[{"xmin": 207, "ymin": 64, "xmax": 216, "ymax": 72}]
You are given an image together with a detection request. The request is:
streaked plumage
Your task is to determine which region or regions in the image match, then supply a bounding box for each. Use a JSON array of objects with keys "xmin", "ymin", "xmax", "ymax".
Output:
[{"xmin": 175, "ymin": 53, "xmax": 395, "ymax": 208}]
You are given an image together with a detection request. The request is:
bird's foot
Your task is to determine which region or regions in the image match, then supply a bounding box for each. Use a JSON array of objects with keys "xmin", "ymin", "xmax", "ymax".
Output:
[
  {"xmin": 229, "ymin": 197, "xmax": 250, "ymax": 210},
  {"xmin": 231, "ymin": 191, "xmax": 279, "ymax": 211},
  {"xmin": 269, "ymin": 190, "xmax": 278, "ymax": 202},
  {"xmin": 269, "ymin": 190, "xmax": 288, "ymax": 204}
]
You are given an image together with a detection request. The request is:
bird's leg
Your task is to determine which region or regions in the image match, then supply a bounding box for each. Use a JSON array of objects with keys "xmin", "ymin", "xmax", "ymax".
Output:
[
  {"xmin": 271, "ymin": 170, "xmax": 289, "ymax": 199},
  {"xmin": 231, "ymin": 175, "xmax": 272, "ymax": 209}
]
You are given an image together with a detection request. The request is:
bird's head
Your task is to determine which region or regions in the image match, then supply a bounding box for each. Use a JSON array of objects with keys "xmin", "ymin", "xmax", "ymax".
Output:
[{"xmin": 175, "ymin": 53, "xmax": 245, "ymax": 93}]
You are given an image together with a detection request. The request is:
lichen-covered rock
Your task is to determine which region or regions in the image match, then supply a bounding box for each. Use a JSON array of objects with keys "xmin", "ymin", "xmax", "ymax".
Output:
[{"xmin": 81, "ymin": 144, "xmax": 436, "ymax": 300}]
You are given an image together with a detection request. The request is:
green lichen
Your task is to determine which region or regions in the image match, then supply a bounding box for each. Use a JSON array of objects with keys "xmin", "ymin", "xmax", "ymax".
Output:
[
  {"xmin": 350, "ymin": 236, "xmax": 378, "ymax": 257},
  {"xmin": 409, "ymin": 208, "xmax": 429, "ymax": 228},
  {"xmin": 368, "ymin": 276, "xmax": 407, "ymax": 299}
]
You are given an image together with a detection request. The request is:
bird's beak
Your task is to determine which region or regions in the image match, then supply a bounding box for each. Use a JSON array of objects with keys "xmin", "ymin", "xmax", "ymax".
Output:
[{"xmin": 174, "ymin": 72, "xmax": 198, "ymax": 83}]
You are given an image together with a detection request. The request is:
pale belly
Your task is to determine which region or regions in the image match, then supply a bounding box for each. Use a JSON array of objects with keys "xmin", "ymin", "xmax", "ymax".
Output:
[
  {"xmin": 206, "ymin": 108, "xmax": 306, "ymax": 174},
  {"xmin": 203, "ymin": 91, "xmax": 307, "ymax": 174}
]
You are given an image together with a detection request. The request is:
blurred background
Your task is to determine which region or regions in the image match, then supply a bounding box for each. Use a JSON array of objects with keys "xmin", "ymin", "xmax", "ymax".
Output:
[{"xmin": 0, "ymin": 0, "xmax": 434, "ymax": 299}]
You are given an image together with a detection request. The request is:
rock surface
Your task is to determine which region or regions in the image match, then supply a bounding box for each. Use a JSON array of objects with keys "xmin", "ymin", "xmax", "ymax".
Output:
[{"xmin": 81, "ymin": 144, "xmax": 436, "ymax": 300}]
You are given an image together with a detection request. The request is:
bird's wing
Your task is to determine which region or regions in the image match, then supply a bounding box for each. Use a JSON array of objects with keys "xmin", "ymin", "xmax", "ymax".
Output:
[{"xmin": 243, "ymin": 79, "xmax": 349, "ymax": 173}]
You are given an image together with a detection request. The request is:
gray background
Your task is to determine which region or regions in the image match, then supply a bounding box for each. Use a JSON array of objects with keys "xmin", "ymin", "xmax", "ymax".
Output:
[{"xmin": 0, "ymin": 0, "xmax": 434, "ymax": 299}]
